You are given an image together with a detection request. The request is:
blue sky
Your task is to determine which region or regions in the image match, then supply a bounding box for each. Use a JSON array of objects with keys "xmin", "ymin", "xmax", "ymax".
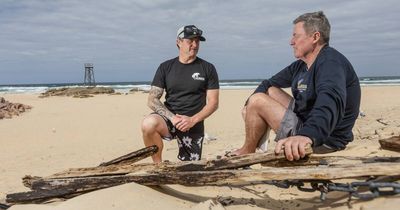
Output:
[{"xmin": 1, "ymin": 0, "xmax": 399, "ymax": 84}]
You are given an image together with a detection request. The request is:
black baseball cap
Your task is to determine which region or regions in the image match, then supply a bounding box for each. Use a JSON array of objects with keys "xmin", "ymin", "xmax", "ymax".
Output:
[{"xmin": 177, "ymin": 25, "xmax": 206, "ymax": 41}]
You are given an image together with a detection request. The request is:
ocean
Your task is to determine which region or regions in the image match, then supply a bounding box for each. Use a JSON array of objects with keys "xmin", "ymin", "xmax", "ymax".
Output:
[{"xmin": 0, "ymin": 77, "xmax": 399, "ymax": 94}]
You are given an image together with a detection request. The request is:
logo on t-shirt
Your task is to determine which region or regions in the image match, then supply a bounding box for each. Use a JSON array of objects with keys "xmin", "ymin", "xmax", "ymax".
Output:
[{"xmin": 192, "ymin": 72, "xmax": 205, "ymax": 81}]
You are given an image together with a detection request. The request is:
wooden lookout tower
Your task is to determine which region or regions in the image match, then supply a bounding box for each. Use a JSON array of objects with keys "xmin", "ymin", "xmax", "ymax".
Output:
[{"xmin": 84, "ymin": 63, "xmax": 96, "ymax": 86}]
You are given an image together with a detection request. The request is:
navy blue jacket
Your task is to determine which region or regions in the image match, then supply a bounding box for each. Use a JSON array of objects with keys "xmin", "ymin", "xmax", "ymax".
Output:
[{"xmin": 254, "ymin": 45, "xmax": 361, "ymax": 149}]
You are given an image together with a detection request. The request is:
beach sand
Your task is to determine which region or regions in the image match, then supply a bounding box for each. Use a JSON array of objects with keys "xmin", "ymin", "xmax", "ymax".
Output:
[{"xmin": 1, "ymin": 86, "xmax": 400, "ymax": 209}]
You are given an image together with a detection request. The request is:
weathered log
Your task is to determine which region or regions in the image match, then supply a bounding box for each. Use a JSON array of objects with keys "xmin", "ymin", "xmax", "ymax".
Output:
[
  {"xmin": 9, "ymin": 144, "xmax": 400, "ymax": 205},
  {"xmin": 379, "ymin": 135, "xmax": 400, "ymax": 152},
  {"xmin": 7, "ymin": 162, "xmax": 400, "ymax": 204},
  {"xmin": 6, "ymin": 188, "xmax": 76, "ymax": 204},
  {"xmin": 31, "ymin": 162, "xmax": 400, "ymax": 187},
  {"xmin": 261, "ymin": 155, "xmax": 400, "ymax": 167},
  {"xmin": 175, "ymin": 144, "xmax": 313, "ymax": 171},
  {"xmin": 43, "ymin": 145, "xmax": 313, "ymax": 180},
  {"xmin": 98, "ymin": 145, "xmax": 158, "ymax": 166},
  {"xmin": 46, "ymin": 162, "xmax": 176, "ymax": 180}
]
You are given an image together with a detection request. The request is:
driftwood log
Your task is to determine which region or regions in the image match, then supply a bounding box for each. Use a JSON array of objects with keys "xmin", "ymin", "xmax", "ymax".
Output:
[
  {"xmin": 5, "ymin": 144, "xmax": 400, "ymax": 205},
  {"xmin": 261, "ymin": 155, "xmax": 400, "ymax": 167},
  {"xmin": 7, "ymin": 145, "xmax": 312, "ymax": 203},
  {"xmin": 379, "ymin": 135, "xmax": 400, "ymax": 152},
  {"xmin": 43, "ymin": 145, "xmax": 312, "ymax": 180},
  {"xmin": 7, "ymin": 162, "xmax": 400, "ymax": 204},
  {"xmin": 98, "ymin": 145, "xmax": 158, "ymax": 166}
]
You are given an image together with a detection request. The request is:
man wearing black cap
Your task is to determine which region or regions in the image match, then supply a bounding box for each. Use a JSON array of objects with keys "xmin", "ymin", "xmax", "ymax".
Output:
[{"xmin": 141, "ymin": 25, "xmax": 219, "ymax": 163}]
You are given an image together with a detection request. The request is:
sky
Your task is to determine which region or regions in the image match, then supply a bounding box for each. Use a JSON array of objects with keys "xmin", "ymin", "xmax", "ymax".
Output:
[{"xmin": 1, "ymin": 0, "xmax": 399, "ymax": 85}]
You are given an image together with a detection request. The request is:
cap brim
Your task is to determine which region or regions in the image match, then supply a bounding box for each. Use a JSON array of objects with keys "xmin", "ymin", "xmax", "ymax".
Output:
[{"xmin": 186, "ymin": 35, "xmax": 206, "ymax": 41}]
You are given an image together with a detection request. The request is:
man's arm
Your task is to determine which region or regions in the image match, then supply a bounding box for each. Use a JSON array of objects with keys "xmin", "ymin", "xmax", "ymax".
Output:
[
  {"xmin": 147, "ymin": 86, "xmax": 180, "ymax": 125},
  {"xmin": 191, "ymin": 89, "xmax": 219, "ymax": 123},
  {"xmin": 175, "ymin": 89, "xmax": 219, "ymax": 132}
]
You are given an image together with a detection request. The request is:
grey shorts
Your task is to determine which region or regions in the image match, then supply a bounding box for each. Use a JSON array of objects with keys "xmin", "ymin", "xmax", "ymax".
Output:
[
  {"xmin": 155, "ymin": 113, "xmax": 204, "ymax": 161},
  {"xmin": 274, "ymin": 100, "xmax": 337, "ymax": 154},
  {"xmin": 274, "ymin": 100, "xmax": 301, "ymax": 141}
]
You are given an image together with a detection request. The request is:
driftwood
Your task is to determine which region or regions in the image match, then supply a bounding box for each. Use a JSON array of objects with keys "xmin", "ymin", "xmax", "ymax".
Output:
[
  {"xmin": 6, "ymin": 144, "xmax": 400, "ymax": 205},
  {"xmin": 7, "ymin": 162, "xmax": 400, "ymax": 204},
  {"xmin": 43, "ymin": 145, "xmax": 312, "ymax": 180},
  {"xmin": 379, "ymin": 135, "xmax": 400, "ymax": 152},
  {"xmin": 261, "ymin": 155, "xmax": 400, "ymax": 167},
  {"xmin": 98, "ymin": 145, "xmax": 158, "ymax": 166},
  {"xmin": 7, "ymin": 145, "xmax": 313, "ymax": 204},
  {"xmin": 25, "ymin": 163, "xmax": 400, "ymax": 187}
]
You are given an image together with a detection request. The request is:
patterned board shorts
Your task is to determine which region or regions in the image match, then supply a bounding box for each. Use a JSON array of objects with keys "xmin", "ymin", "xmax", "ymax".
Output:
[{"xmin": 156, "ymin": 114, "xmax": 204, "ymax": 161}]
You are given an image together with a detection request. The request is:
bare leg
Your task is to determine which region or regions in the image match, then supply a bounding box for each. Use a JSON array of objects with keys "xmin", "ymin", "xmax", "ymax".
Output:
[
  {"xmin": 268, "ymin": 87, "xmax": 292, "ymax": 109},
  {"xmin": 141, "ymin": 114, "xmax": 170, "ymax": 163},
  {"xmin": 235, "ymin": 87, "xmax": 292, "ymax": 155}
]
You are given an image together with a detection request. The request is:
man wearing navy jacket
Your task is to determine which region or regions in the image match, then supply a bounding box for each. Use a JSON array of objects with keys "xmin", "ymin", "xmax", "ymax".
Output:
[{"xmin": 234, "ymin": 11, "xmax": 361, "ymax": 161}]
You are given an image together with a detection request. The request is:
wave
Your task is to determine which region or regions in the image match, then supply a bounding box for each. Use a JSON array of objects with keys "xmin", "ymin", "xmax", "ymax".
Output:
[{"xmin": 1, "ymin": 77, "xmax": 399, "ymax": 94}]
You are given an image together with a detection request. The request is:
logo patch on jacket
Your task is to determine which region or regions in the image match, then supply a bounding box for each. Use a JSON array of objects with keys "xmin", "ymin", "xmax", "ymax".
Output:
[
  {"xmin": 297, "ymin": 79, "xmax": 307, "ymax": 92},
  {"xmin": 192, "ymin": 73, "xmax": 205, "ymax": 81}
]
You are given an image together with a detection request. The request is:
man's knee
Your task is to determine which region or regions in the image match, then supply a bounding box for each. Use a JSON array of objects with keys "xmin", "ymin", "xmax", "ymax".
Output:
[
  {"xmin": 141, "ymin": 115, "xmax": 161, "ymax": 133},
  {"xmin": 247, "ymin": 93, "xmax": 270, "ymax": 109}
]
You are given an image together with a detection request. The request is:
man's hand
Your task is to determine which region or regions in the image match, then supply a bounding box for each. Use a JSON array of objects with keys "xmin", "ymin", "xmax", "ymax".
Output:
[
  {"xmin": 274, "ymin": 136, "xmax": 312, "ymax": 161},
  {"xmin": 175, "ymin": 114, "xmax": 196, "ymax": 132},
  {"xmin": 171, "ymin": 115, "xmax": 182, "ymax": 127}
]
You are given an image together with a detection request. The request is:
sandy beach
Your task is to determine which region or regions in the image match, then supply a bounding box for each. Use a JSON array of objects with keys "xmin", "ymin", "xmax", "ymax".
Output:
[{"xmin": 1, "ymin": 86, "xmax": 400, "ymax": 209}]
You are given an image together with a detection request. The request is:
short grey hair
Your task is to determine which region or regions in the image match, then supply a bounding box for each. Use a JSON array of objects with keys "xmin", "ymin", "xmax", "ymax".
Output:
[{"xmin": 293, "ymin": 11, "xmax": 331, "ymax": 45}]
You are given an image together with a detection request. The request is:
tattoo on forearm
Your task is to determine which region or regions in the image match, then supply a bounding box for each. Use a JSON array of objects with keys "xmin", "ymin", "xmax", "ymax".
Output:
[{"xmin": 148, "ymin": 86, "xmax": 174, "ymax": 120}]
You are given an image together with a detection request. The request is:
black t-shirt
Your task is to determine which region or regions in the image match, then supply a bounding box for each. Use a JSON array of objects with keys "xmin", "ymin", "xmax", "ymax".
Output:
[{"xmin": 151, "ymin": 57, "xmax": 219, "ymax": 132}]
